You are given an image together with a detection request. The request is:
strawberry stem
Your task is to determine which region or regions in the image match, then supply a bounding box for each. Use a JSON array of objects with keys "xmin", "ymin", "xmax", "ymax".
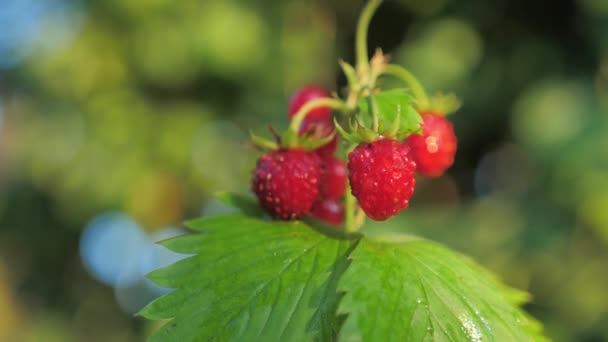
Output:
[
  {"xmin": 367, "ymin": 90, "xmax": 380, "ymax": 132},
  {"xmin": 381, "ymin": 64, "xmax": 430, "ymax": 109},
  {"xmin": 344, "ymin": 143, "xmax": 365, "ymax": 234},
  {"xmin": 355, "ymin": 0, "xmax": 383, "ymax": 75},
  {"xmin": 289, "ymin": 97, "xmax": 348, "ymax": 135},
  {"xmin": 344, "ymin": 179, "xmax": 366, "ymax": 234},
  {"xmin": 345, "ymin": 180, "xmax": 356, "ymax": 234}
]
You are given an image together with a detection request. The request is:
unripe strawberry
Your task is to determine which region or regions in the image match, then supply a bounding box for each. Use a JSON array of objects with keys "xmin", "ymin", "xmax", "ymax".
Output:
[
  {"xmin": 348, "ymin": 139, "xmax": 416, "ymax": 221},
  {"xmin": 288, "ymin": 85, "xmax": 332, "ymax": 121},
  {"xmin": 406, "ymin": 113, "xmax": 457, "ymax": 177},
  {"xmin": 311, "ymin": 198, "xmax": 344, "ymax": 226},
  {"xmin": 252, "ymin": 150, "xmax": 321, "ymax": 220}
]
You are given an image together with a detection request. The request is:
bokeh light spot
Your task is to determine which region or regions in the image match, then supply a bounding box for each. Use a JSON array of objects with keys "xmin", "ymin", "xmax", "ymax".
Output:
[
  {"xmin": 0, "ymin": 0, "xmax": 83, "ymax": 68},
  {"xmin": 398, "ymin": 18, "xmax": 482, "ymax": 89},
  {"xmin": 512, "ymin": 81, "xmax": 588, "ymax": 152},
  {"xmin": 79, "ymin": 212, "xmax": 149, "ymax": 288}
]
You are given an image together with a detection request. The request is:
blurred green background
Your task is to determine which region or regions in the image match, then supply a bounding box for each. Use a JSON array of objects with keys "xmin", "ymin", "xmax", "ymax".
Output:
[{"xmin": 1, "ymin": 0, "xmax": 607, "ymax": 340}]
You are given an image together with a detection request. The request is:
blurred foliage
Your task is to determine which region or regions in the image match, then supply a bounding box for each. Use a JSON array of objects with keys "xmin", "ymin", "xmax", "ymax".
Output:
[{"xmin": 0, "ymin": 0, "xmax": 607, "ymax": 341}]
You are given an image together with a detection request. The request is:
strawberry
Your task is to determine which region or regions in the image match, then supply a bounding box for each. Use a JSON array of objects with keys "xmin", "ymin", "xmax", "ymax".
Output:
[
  {"xmin": 310, "ymin": 157, "xmax": 346, "ymax": 225},
  {"xmin": 348, "ymin": 139, "xmax": 416, "ymax": 221},
  {"xmin": 406, "ymin": 113, "xmax": 457, "ymax": 177},
  {"xmin": 252, "ymin": 149, "xmax": 321, "ymax": 220},
  {"xmin": 289, "ymin": 87, "xmax": 338, "ymax": 158},
  {"xmin": 311, "ymin": 198, "xmax": 344, "ymax": 226},
  {"xmin": 288, "ymin": 85, "xmax": 332, "ymax": 121},
  {"xmin": 299, "ymin": 116, "xmax": 338, "ymax": 158},
  {"xmin": 320, "ymin": 156, "xmax": 346, "ymax": 199}
]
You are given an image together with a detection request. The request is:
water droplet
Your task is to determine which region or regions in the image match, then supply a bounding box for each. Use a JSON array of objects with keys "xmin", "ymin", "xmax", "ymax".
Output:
[
  {"xmin": 416, "ymin": 298, "xmax": 423, "ymax": 304},
  {"xmin": 425, "ymin": 136, "xmax": 439, "ymax": 153},
  {"xmin": 459, "ymin": 314, "xmax": 482, "ymax": 342}
]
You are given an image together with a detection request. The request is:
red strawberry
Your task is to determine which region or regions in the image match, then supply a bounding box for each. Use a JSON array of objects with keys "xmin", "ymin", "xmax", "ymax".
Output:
[
  {"xmin": 252, "ymin": 150, "xmax": 321, "ymax": 220},
  {"xmin": 316, "ymin": 137, "xmax": 338, "ymax": 159},
  {"xmin": 288, "ymin": 85, "xmax": 331, "ymax": 121},
  {"xmin": 288, "ymin": 85, "xmax": 337, "ymax": 157},
  {"xmin": 320, "ymin": 156, "xmax": 346, "ymax": 199},
  {"xmin": 348, "ymin": 139, "xmax": 416, "ymax": 221},
  {"xmin": 311, "ymin": 198, "xmax": 344, "ymax": 226},
  {"xmin": 406, "ymin": 113, "xmax": 457, "ymax": 177}
]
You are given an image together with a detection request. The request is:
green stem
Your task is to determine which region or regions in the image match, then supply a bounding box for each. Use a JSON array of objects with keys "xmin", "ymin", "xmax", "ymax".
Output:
[
  {"xmin": 365, "ymin": 89, "xmax": 379, "ymax": 132},
  {"xmin": 344, "ymin": 144, "xmax": 358, "ymax": 234},
  {"xmin": 381, "ymin": 64, "xmax": 430, "ymax": 108},
  {"xmin": 355, "ymin": 0, "xmax": 383, "ymax": 74},
  {"xmin": 345, "ymin": 182, "xmax": 356, "ymax": 234},
  {"xmin": 289, "ymin": 98, "xmax": 348, "ymax": 134}
]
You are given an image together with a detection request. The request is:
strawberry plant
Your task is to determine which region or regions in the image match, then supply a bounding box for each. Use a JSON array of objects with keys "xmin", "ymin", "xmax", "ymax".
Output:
[{"xmin": 139, "ymin": 1, "xmax": 548, "ymax": 340}]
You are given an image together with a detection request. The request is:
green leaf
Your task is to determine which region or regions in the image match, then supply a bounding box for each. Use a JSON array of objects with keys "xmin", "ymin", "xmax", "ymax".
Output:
[
  {"xmin": 139, "ymin": 213, "xmax": 358, "ymax": 341},
  {"xmin": 338, "ymin": 236, "xmax": 547, "ymax": 342},
  {"xmin": 215, "ymin": 191, "xmax": 263, "ymax": 217},
  {"xmin": 358, "ymin": 89, "xmax": 422, "ymax": 139}
]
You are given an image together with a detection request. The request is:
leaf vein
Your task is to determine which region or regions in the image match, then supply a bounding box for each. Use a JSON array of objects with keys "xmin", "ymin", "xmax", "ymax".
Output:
[
  {"xmin": 404, "ymin": 253, "xmax": 436, "ymax": 340},
  {"xmin": 409, "ymin": 252, "xmax": 523, "ymax": 340},
  {"xmin": 278, "ymin": 246, "xmax": 321, "ymax": 340},
  {"xmin": 212, "ymin": 236, "xmax": 327, "ymax": 338}
]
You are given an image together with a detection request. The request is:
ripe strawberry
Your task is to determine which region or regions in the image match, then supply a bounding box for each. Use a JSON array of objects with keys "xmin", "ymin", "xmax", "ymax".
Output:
[
  {"xmin": 252, "ymin": 150, "xmax": 321, "ymax": 220},
  {"xmin": 320, "ymin": 156, "xmax": 346, "ymax": 199},
  {"xmin": 348, "ymin": 139, "xmax": 416, "ymax": 221},
  {"xmin": 290, "ymin": 89, "xmax": 338, "ymax": 158},
  {"xmin": 406, "ymin": 113, "xmax": 457, "ymax": 177},
  {"xmin": 288, "ymin": 85, "xmax": 331, "ymax": 121},
  {"xmin": 311, "ymin": 198, "xmax": 344, "ymax": 226},
  {"xmin": 315, "ymin": 136, "xmax": 338, "ymax": 159}
]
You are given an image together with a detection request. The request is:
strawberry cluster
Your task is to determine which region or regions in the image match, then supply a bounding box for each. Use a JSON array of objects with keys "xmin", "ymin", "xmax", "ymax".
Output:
[
  {"xmin": 247, "ymin": 0, "xmax": 461, "ymax": 232},
  {"xmin": 252, "ymin": 86, "xmax": 346, "ymax": 225},
  {"xmin": 251, "ymin": 82, "xmax": 458, "ymax": 225}
]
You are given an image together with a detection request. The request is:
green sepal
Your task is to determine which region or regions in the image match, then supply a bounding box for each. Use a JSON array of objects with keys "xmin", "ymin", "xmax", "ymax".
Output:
[
  {"xmin": 252, "ymin": 127, "xmax": 328, "ymax": 153},
  {"xmin": 422, "ymin": 92, "xmax": 462, "ymax": 116},
  {"xmin": 353, "ymin": 116, "xmax": 379, "ymax": 143},
  {"xmin": 387, "ymin": 107, "xmax": 401, "ymax": 138},
  {"xmin": 335, "ymin": 116, "xmax": 379, "ymax": 144},
  {"xmin": 298, "ymin": 130, "xmax": 337, "ymax": 150},
  {"xmin": 334, "ymin": 118, "xmax": 361, "ymax": 144},
  {"xmin": 249, "ymin": 130, "xmax": 279, "ymax": 151},
  {"xmin": 356, "ymin": 89, "xmax": 422, "ymax": 140},
  {"xmin": 280, "ymin": 128, "xmax": 298, "ymax": 148},
  {"xmin": 339, "ymin": 60, "xmax": 359, "ymax": 90}
]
